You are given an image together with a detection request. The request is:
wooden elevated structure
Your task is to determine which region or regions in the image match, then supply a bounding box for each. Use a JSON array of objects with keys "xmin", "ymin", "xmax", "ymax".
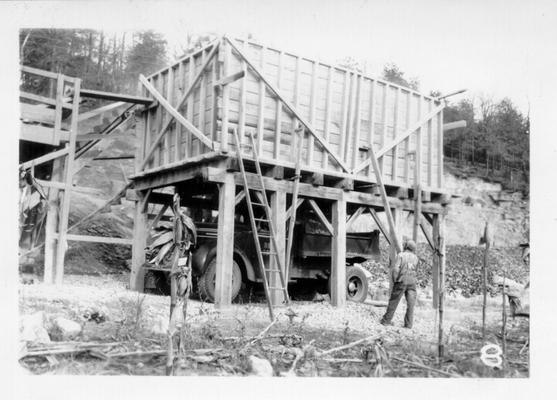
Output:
[
  {"xmin": 19, "ymin": 66, "xmax": 150, "ymax": 284},
  {"xmin": 129, "ymin": 36, "xmax": 449, "ymax": 311}
]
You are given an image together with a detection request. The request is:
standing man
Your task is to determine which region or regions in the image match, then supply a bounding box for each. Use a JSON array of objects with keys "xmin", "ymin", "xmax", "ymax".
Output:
[{"xmin": 380, "ymin": 240, "xmax": 419, "ymax": 329}]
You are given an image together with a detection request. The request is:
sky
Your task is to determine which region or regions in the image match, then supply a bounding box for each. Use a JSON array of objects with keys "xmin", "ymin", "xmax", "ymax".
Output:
[{"xmin": 8, "ymin": 0, "xmax": 556, "ymax": 114}]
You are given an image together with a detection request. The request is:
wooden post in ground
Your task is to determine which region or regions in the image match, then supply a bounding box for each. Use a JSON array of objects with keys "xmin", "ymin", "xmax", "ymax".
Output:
[
  {"xmin": 331, "ymin": 194, "xmax": 347, "ymax": 307},
  {"xmin": 432, "ymin": 213, "xmax": 440, "ymax": 308},
  {"xmin": 130, "ymin": 190, "xmax": 149, "ymax": 291},
  {"xmin": 269, "ymin": 190, "xmax": 286, "ymax": 305},
  {"xmin": 43, "ymin": 157, "xmax": 63, "ymax": 284},
  {"xmin": 482, "ymin": 222, "xmax": 491, "ymax": 342},
  {"xmin": 53, "ymin": 78, "xmax": 81, "ymax": 284},
  {"xmin": 214, "ymin": 172, "xmax": 236, "ymax": 309},
  {"xmin": 389, "ymin": 207, "xmax": 402, "ymax": 293},
  {"xmin": 434, "ymin": 213, "xmax": 446, "ymax": 360}
]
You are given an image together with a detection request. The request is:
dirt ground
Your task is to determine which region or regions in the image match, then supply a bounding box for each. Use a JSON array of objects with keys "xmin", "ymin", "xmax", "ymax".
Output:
[{"xmin": 18, "ymin": 273, "xmax": 529, "ymax": 377}]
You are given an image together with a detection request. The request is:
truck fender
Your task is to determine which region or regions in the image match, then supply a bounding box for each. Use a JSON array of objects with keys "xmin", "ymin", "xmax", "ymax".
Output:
[
  {"xmin": 191, "ymin": 243, "xmax": 214, "ymax": 276},
  {"xmin": 191, "ymin": 243, "xmax": 256, "ymax": 282}
]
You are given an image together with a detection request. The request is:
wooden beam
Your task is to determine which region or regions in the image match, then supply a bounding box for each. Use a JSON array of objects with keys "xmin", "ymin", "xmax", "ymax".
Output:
[
  {"xmin": 364, "ymin": 139, "xmax": 402, "ymax": 253},
  {"xmin": 53, "ymin": 78, "xmax": 81, "ymax": 284},
  {"xmin": 43, "ymin": 156, "xmax": 64, "ymax": 284},
  {"xmin": 322, "ymin": 66, "xmax": 333, "ymax": 170},
  {"xmin": 368, "ymin": 208, "xmax": 391, "ymax": 245},
  {"xmin": 21, "ymin": 65, "xmax": 60, "ymax": 79},
  {"xmin": 432, "ymin": 214, "xmax": 440, "ymax": 309},
  {"xmin": 79, "ymin": 88, "xmax": 152, "ymax": 105},
  {"xmin": 20, "ymin": 124, "xmax": 70, "ymax": 145},
  {"xmin": 20, "ymin": 148, "xmax": 69, "ymax": 170},
  {"xmin": 138, "ymin": 42, "xmax": 219, "ymax": 168},
  {"xmin": 207, "ymin": 168, "xmax": 446, "ymax": 214},
  {"xmin": 149, "ymin": 204, "xmax": 169, "ymax": 231},
  {"xmin": 353, "ymin": 104, "xmax": 445, "ymax": 174},
  {"xmin": 221, "ymin": 39, "xmax": 231, "ymax": 152},
  {"xmin": 346, "ymin": 206, "xmax": 365, "ymax": 231},
  {"xmin": 130, "ymin": 189, "xmax": 149, "ymax": 291},
  {"xmin": 61, "ymin": 234, "xmax": 132, "ymax": 245},
  {"xmin": 331, "ymin": 195, "xmax": 347, "ymax": 307},
  {"xmin": 443, "ymin": 120, "xmax": 466, "ymax": 132},
  {"xmin": 269, "ymin": 191, "xmax": 287, "ymax": 305},
  {"xmin": 308, "ymin": 199, "xmax": 334, "ymax": 236},
  {"xmin": 77, "ymin": 102, "xmax": 125, "ymax": 122},
  {"xmin": 226, "ymin": 37, "xmax": 351, "ymax": 173},
  {"xmin": 419, "ymin": 220, "xmax": 435, "ymax": 252},
  {"xmin": 76, "ymin": 132, "xmax": 129, "ymax": 142},
  {"xmin": 234, "ymin": 190, "xmax": 246, "ymax": 206},
  {"xmin": 214, "ymin": 70, "xmax": 245, "ymax": 87},
  {"xmin": 286, "ymin": 198, "xmax": 305, "ymax": 222},
  {"xmin": 139, "ymin": 75, "xmax": 214, "ymax": 165},
  {"xmin": 215, "ymin": 172, "xmax": 236, "ymax": 309}
]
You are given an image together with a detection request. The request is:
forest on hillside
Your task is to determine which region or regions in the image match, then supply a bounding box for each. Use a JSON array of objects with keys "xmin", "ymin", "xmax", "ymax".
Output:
[{"xmin": 20, "ymin": 29, "xmax": 529, "ymax": 194}]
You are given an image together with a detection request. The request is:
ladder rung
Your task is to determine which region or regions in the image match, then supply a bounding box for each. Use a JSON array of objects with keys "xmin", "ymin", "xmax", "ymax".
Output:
[
  {"xmin": 268, "ymin": 286, "xmax": 287, "ymax": 291},
  {"xmin": 261, "ymin": 251, "xmax": 277, "ymax": 256},
  {"xmin": 254, "ymin": 217, "xmax": 269, "ymax": 223},
  {"xmin": 258, "ymin": 234, "xmax": 271, "ymax": 238},
  {"xmin": 265, "ymin": 269, "xmax": 282, "ymax": 273},
  {"xmin": 251, "ymin": 202, "xmax": 266, "ymax": 207}
]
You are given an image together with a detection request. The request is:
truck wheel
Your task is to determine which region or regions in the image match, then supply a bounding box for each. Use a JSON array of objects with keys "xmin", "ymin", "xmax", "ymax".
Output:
[
  {"xmin": 345, "ymin": 266, "xmax": 369, "ymax": 303},
  {"xmin": 197, "ymin": 257, "xmax": 242, "ymax": 303}
]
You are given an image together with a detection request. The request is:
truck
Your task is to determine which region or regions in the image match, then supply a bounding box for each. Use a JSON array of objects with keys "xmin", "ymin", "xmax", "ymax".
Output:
[{"xmin": 142, "ymin": 204, "xmax": 380, "ymax": 303}]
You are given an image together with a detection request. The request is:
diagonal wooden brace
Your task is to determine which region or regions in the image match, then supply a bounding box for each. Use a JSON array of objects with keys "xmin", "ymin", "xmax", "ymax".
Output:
[
  {"xmin": 225, "ymin": 36, "xmax": 351, "ymax": 173},
  {"xmin": 139, "ymin": 42, "xmax": 220, "ymax": 170},
  {"xmin": 366, "ymin": 144, "xmax": 402, "ymax": 253},
  {"xmin": 353, "ymin": 104, "xmax": 445, "ymax": 174},
  {"xmin": 139, "ymin": 75, "xmax": 214, "ymax": 168}
]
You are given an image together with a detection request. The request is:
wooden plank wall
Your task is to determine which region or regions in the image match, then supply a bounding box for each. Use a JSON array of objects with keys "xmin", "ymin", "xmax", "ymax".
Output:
[
  {"xmin": 141, "ymin": 43, "xmax": 218, "ymax": 170},
  {"xmin": 142, "ymin": 39, "xmax": 444, "ymax": 192}
]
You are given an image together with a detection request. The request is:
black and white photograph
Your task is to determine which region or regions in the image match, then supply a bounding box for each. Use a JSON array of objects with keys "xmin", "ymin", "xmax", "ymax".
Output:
[{"xmin": 3, "ymin": 0, "xmax": 557, "ymax": 398}]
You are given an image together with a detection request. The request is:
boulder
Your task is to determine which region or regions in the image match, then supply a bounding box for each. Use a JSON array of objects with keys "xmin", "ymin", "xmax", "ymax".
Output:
[
  {"xmin": 248, "ymin": 355, "xmax": 273, "ymax": 377},
  {"xmin": 50, "ymin": 317, "xmax": 82, "ymax": 341},
  {"xmin": 20, "ymin": 311, "xmax": 50, "ymax": 343}
]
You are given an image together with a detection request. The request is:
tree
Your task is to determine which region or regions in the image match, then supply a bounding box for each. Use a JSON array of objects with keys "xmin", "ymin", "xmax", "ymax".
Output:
[
  {"xmin": 125, "ymin": 31, "xmax": 168, "ymax": 89},
  {"xmin": 382, "ymin": 63, "xmax": 419, "ymax": 90}
]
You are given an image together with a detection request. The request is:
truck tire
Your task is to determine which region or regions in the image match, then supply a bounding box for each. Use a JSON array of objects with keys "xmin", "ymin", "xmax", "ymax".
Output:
[
  {"xmin": 197, "ymin": 257, "xmax": 242, "ymax": 303},
  {"xmin": 345, "ymin": 265, "xmax": 369, "ymax": 303}
]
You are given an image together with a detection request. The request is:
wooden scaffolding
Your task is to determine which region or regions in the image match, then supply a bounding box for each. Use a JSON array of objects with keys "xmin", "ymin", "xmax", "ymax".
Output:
[
  {"xmin": 128, "ymin": 36, "xmax": 450, "ymax": 312},
  {"xmin": 19, "ymin": 66, "xmax": 152, "ymax": 284}
]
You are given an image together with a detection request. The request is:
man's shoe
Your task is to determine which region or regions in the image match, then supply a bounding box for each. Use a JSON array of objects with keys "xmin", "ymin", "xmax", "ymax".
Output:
[
  {"xmin": 380, "ymin": 320, "xmax": 393, "ymax": 326},
  {"xmin": 403, "ymin": 325, "xmax": 412, "ymax": 329}
]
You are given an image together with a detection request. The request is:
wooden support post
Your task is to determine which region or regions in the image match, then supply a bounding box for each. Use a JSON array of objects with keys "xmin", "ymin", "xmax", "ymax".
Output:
[
  {"xmin": 432, "ymin": 213, "xmax": 440, "ymax": 308},
  {"xmin": 43, "ymin": 157, "xmax": 63, "ymax": 284},
  {"xmin": 53, "ymin": 79, "xmax": 81, "ymax": 285},
  {"xmin": 389, "ymin": 208, "xmax": 401, "ymax": 293},
  {"xmin": 129, "ymin": 190, "xmax": 149, "ymax": 291},
  {"xmin": 331, "ymin": 195, "xmax": 347, "ymax": 307},
  {"xmin": 269, "ymin": 190, "xmax": 286, "ymax": 305},
  {"xmin": 434, "ymin": 213, "xmax": 446, "ymax": 359},
  {"xmin": 482, "ymin": 222, "xmax": 491, "ymax": 342},
  {"xmin": 215, "ymin": 172, "xmax": 236, "ymax": 309}
]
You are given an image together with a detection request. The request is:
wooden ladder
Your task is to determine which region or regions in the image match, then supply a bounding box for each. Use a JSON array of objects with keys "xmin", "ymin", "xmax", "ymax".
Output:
[{"xmin": 232, "ymin": 129, "xmax": 290, "ymax": 320}]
